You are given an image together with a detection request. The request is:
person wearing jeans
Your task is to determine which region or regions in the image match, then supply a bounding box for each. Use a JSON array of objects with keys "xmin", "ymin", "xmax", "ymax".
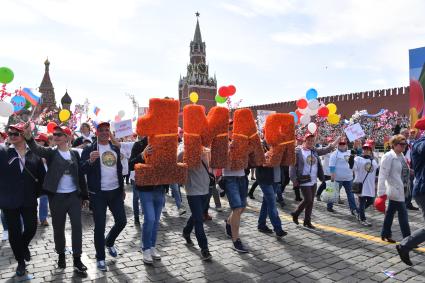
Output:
[
  {"xmin": 378, "ymin": 134, "xmax": 411, "ymax": 243},
  {"xmin": 328, "ymin": 138, "xmax": 358, "ymax": 215},
  {"xmin": 38, "ymin": 195, "xmax": 49, "ymax": 225},
  {"xmin": 396, "ymin": 123, "xmax": 425, "ymax": 266},
  {"xmin": 81, "ymin": 122, "xmax": 127, "ymax": 271}
]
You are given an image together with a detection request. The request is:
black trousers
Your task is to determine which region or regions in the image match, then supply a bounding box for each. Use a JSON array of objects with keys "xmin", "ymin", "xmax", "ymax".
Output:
[{"xmin": 3, "ymin": 206, "xmax": 37, "ymax": 264}]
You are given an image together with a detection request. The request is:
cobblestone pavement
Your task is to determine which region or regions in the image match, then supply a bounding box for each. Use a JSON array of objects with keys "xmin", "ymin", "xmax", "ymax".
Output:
[{"xmin": 1, "ymin": 182, "xmax": 425, "ymax": 282}]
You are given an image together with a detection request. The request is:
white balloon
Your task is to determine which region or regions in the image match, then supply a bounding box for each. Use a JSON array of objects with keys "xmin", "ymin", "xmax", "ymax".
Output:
[
  {"xmin": 0, "ymin": 101, "xmax": 14, "ymax": 117},
  {"xmin": 298, "ymin": 107, "xmax": 308, "ymax": 115},
  {"xmin": 307, "ymin": 122, "xmax": 317, "ymax": 134},
  {"xmin": 308, "ymin": 99, "xmax": 319, "ymax": 110},
  {"xmin": 300, "ymin": 114, "xmax": 311, "ymax": 125},
  {"xmin": 310, "ymin": 107, "xmax": 318, "ymax": 116},
  {"xmin": 118, "ymin": 110, "xmax": 125, "ymax": 118}
]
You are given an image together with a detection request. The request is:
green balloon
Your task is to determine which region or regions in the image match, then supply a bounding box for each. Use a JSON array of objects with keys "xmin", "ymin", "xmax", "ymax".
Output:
[
  {"xmin": 0, "ymin": 67, "xmax": 14, "ymax": 84},
  {"xmin": 215, "ymin": 94, "xmax": 227, "ymax": 104}
]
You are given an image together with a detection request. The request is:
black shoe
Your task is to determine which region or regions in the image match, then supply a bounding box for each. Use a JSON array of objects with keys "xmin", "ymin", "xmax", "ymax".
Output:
[
  {"xmin": 276, "ymin": 230, "xmax": 288, "ymax": 238},
  {"xmin": 16, "ymin": 262, "xmax": 26, "ymax": 277},
  {"xmin": 290, "ymin": 212, "xmax": 299, "ymax": 225},
  {"xmin": 396, "ymin": 245, "xmax": 413, "ymax": 266},
  {"xmin": 73, "ymin": 257, "xmax": 88, "ymax": 273},
  {"xmin": 182, "ymin": 233, "xmax": 194, "ymax": 246},
  {"xmin": 220, "ymin": 191, "xmax": 226, "ymax": 197},
  {"xmin": 407, "ymin": 205, "xmax": 419, "ymax": 211},
  {"xmin": 258, "ymin": 226, "xmax": 273, "ymax": 234},
  {"xmin": 232, "ymin": 239, "xmax": 248, "ymax": 253},
  {"xmin": 316, "ymin": 195, "xmax": 321, "ymax": 201},
  {"xmin": 201, "ymin": 249, "xmax": 212, "ymax": 261},
  {"xmin": 277, "ymin": 200, "xmax": 285, "ymax": 208},
  {"xmin": 303, "ymin": 222, "xmax": 316, "ymax": 229},
  {"xmin": 327, "ymin": 207, "xmax": 335, "ymax": 213},
  {"xmin": 248, "ymin": 193, "xmax": 255, "ymax": 200},
  {"xmin": 225, "ymin": 220, "xmax": 232, "ymax": 238},
  {"xmin": 58, "ymin": 253, "xmax": 66, "ymax": 269},
  {"xmin": 24, "ymin": 247, "xmax": 31, "ymax": 262},
  {"xmin": 381, "ymin": 237, "xmax": 396, "ymax": 243},
  {"xmin": 134, "ymin": 217, "xmax": 140, "ymax": 225},
  {"xmin": 295, "ymin": 197, "xmax": 303, "ymax": 202}
]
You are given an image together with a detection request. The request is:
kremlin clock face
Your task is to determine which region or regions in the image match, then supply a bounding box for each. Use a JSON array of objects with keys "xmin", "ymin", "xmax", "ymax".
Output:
[
  {"xmin": 198, "ymin": 63, "xmax": 207, "ymax": 74},
  {"xmin": 187, "ymin": 64, "xmax": 193, "ymax": 74}
]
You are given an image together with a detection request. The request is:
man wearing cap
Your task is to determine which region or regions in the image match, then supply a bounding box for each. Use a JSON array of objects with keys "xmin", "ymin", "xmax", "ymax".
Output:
[
  {"xmin": 23, "ymin": 123, "xmax": 89, "ymax": 273},
  {"xmin": 80, "ymin": 121, "xmax": 127, "ymax": 271},
  {"xmin": 73, "ymin": 122, "xmax": 95, "ymax": 148},
  {"xmin": 328, "ymin": 137, "xmax": 359, "ymax": 215},
  {"xmin": 34, "ymin": 133, "xmax": 50, "ymax": 226},
  {"xmin": 1, "ymin": 123, "xmax": 45, "ymax": 276},
  {"xmin": 290, "ymin": 133, "xmax": 340, "ymax": 229},
  {"xmin": 396, "ymin": 117, "xmax": 425, "ymax": 266}
]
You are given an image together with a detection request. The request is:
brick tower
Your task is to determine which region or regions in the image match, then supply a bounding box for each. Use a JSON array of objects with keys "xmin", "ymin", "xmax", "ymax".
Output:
[
  {"xmin": 179, "ymin": 13, "xmax": 217, "ymax": 115},
  {"xmin": 37, "ymin": 58, "xmax": 57, "ymax": 114}
]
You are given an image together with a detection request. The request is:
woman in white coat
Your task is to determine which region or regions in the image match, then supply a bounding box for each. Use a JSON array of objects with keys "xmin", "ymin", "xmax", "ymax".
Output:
[
  {"xmin": 377, "ymin": 135, "xmax": 411, "ymax": 243},
  {"xmin": 352, "ymin": 141, "xmax": 379, "ymax": 227}
]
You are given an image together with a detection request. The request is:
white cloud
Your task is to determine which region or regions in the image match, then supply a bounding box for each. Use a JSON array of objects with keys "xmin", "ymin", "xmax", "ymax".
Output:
[{"xmin": 271, "ymin": 32, "xmax": 331, "ymax": 46}]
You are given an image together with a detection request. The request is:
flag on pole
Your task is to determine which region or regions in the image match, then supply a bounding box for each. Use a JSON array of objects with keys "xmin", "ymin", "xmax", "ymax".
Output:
[
  {"xmin": 20, "ymin": 88, "xmax": 41, "ymax": 106},
  {"xmin": 93, "ymin": 106, "xmax": 100, "ymax": 116}
]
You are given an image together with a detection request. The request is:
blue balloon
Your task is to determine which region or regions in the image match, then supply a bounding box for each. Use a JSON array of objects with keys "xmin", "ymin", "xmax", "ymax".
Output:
[
  {"xmin": 306, "ymin": 88, "xmax": 318, "ymax": 100},
  {"xmin": 289, "ymin": 111, "xmax": 298, "ymax": 123},
  {"xmin": 11, "ymin": 95, "xmax": 26, "ymax": 112}
]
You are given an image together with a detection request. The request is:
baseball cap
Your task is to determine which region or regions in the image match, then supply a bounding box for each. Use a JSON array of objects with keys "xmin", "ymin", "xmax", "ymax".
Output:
[
  {"xmin": 362, "ymin": 141, "xmax": 374, "ymax": 149},
  {"xmin": 35, "ymin": 133, "xmax": 49, "ymax": 143},
  {"xmin": 96, "ymin": 121, "xmax": 110, "ymax": 129},
  {"xmin": 8, "ymin": 122, "xmax": 26, "ymax": 132},
  {"xmin": 53, "ymin": 125, "xmax": 72, "ymax": 136},
  {"xmin": 304, "ymin": 132, "xmax": 315, "ymax": 140}
]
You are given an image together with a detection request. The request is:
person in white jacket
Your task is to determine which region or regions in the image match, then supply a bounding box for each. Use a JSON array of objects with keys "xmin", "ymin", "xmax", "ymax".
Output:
[
  {"xmin": 352, "ymin": 141, "xmax": 379, "ymax": 227},
  {"xmin": 378, "ymin": 134, "xmax": 411, "ymax": 243}
]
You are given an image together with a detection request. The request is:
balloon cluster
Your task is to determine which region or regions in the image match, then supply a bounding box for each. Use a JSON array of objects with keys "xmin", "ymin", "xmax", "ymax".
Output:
[
  {"xmin": 0, "ymin": 67, "xmax": 16, "ymax": 117},
  {"xmin": 289, "ymin": 88, "xmax": 341, "ymax": 134},
  {"xmin": 115, "ymin": 110, "xmax": 125, "ymax": 122},
  {"xmin": 215, "ymin": 85, "xmax": 236, "ymax": 104}
]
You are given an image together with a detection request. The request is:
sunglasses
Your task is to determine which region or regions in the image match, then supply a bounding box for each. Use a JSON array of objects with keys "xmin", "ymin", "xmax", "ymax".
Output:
[
  {"xmin": 53, "ymin": 132, "xmax": 66, "ymax": 137},
  {"xmin": 398, "ymin": 142, "xmax": 407, "ymax": 146},
  {"xmin": 7, "ymin": 132, "xmax": 20, "ymax": 137},
  {"xmin": 338, "ymin": 143, "xmax": 347, "ymax": 145}
]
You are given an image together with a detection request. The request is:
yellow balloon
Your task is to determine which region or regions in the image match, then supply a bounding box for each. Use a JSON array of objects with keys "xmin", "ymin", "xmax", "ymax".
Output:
[
  {"xmin": 59, "ymin": 109, "xmax": 71, "ymax": 122},
  {"xmin": 327, "ymin": 103, "xmax": 337, "ymax": 115},
  {"xmin": 410, "ymin": 107, "xmax": 418, "ymax": 128},
  {"xmin": 327, "ymin": 113, "xmax": 340, "ymax": 125},
  {"xmin": 189, "ymin": 92, "xmax": 199, "ymax": 103}
]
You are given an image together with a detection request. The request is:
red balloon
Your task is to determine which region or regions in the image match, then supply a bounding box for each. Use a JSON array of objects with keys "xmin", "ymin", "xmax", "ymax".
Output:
[
  {"xmin": 410, "ymin": 79, "xmax": 424, "ymax": 114},
  {"xmin": 227, "ymin": 85, "xmax": 236, "ymax": 96},
  {"xmin": 218, "ymin": 86, "xmax": 230, "ymax": 97},
  {"xmin": 296, "ymin": 98, "xmax": 308, "ymax": 109},
  {"xmin": 47, "ymin": 121, "xmax": 57, "ymax": 133},
  {"xmin": 374, "ymin": 195, "xmax": 386, "ymax": 213},
  {"xmin": 318, "ymin": 106, "xmax": 329, "ymax": 117}
]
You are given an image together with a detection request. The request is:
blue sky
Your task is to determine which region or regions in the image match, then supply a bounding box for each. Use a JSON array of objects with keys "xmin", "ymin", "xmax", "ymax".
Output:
[{"xmin": 1, "ymin": 0, "xmax": 425, "ymax": 124}]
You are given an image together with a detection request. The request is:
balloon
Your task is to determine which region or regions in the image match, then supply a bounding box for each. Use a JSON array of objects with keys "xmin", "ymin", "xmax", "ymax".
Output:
[
  {"xmin": 298, "ymin": 107, "xmax": 308, "ymax": 115},
  {"xmin": 11, "ymin": 96, "xmax": 26, "ymax": 112},
  {"xmin": 189, "ymin": 92, "xmax": 199, "ymax": 103},
  {"xmin": 300, "ymin": 114, "xmax": 311, "ymax": 125},
  {"xmin": 24, "ymin": 100, "xmax": 31, "ymax": 109},
  {"xmin": 318, "ymin": 106, "xmax": 329, "ymax": 117},
  {"xmin": 228, "ymin": 85, "xmax": 236, "ymax": 96},
  {"xmin": 327, "ymin": 113, "xmax": 340, "ymax": 125},
  {"xmin": 306, "ymin": 88, "xmax": 318, "ymax": 100},
  {"xmin": 310, "ymin": 107, "xmax": 318, "ymax": 116},
  {"xmin": 308, "ymin": 99, "xmax": 319, "ymax": 110},
  {"xmin": 374, "ymin": 195, "xmax": 386, "ymax": 213},
  {"xmin": 215, "ymin": 94, "xmax": 227, "ymax": 104},
  {"xmin": 410, "ymin": 79, "xmax": 424, "ymax": 114},
  {"xmin": 118, "ymin": 110, "xmax": 125, "ymax": 118},
  {"xmin": 307, "ymin": 122, "xmax": 317, "ymax": 134},
  {"xmin": 59, "ymin": 109, "xmax": 71, "ymax": 122},
  {"xmin": 289, "ymin": 111, "xmax": 298, "ymax": 124},
  {"xmin": 47, "ymin": 122, "xmax": 57, "ymax": 133},
  {"xmin": 115, "ymin": 115, "xmax": 121, "ymax": 122},
  {"xmin": 410, "ymin": 107, "xmax": 418, "ymax": 128},
  {"xmin": 0, "ymin": 101, "xmax": 14, "ymax": 117},
  {"xmin": 0, "ymin": 67, "xmax": 14, "ymax": 84},
  {"xmin": 297, "ymin": 98, "xmax": 308, "ymax": 109},
  {"xmin": 327, "ymin": 103, "xmax": 337, "ymax": 115},
  {"xmin": 218, "ymin": 86, "xmax": 230, "ymax": 97}
]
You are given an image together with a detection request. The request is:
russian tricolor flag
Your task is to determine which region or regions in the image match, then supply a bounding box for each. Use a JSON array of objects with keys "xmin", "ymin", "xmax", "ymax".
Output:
[
  {"xmin": 20, "ymin": 88, "xmax": 41, "ymax": 106},
  {"xmin": 93, "ymin": 106, "xmax": 100, "ymax": 116}
]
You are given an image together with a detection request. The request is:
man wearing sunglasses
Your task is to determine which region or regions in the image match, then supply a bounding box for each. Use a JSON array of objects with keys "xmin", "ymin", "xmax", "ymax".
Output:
[
  {"xmin": 0, "ymin": 123, "xmax": 45, "ymax": 276},
  {"xmin": 23, "ymin": 123, "xmax": 89, "ymax": 274}
]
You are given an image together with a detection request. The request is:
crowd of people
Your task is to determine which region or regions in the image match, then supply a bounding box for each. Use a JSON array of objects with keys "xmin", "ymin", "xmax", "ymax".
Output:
[{"xmin": 0, "ymin": 112, "xmax": 425, "ymax": 278}]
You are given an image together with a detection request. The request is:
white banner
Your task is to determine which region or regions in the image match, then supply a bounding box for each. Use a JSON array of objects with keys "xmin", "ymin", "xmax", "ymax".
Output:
[
  {"xmin": 113, "ymin": 119, "xmax": 133, "ymax": 139},
  {"xmin": 344, "ymin": 123, "xmax": 365, "ymax": 142}
]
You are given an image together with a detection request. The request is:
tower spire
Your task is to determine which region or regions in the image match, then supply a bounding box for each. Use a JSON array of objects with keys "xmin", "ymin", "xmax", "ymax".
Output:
[{"xmin": 193, "ymin": 12, "xmax": 202, "ymax": 43}]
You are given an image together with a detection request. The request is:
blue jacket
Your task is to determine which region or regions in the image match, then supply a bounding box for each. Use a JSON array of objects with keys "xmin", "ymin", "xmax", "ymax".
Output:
[
  {"xmin": 412, "ymin": 136, "xmax": 425, "ymax": 197},
  {"xmin": 0, "ymin": 145, "xmax": 46, "ymax": 209},
  {"xmin": 80, "ymin": 141, "xmax": 123, "ymax": 194}
]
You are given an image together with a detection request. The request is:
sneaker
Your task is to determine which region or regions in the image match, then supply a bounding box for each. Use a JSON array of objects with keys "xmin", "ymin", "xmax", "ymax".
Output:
[
  {"xmin": 327, "ymin": 207, "xmax": 335, "ymax": 213},
  {"xmin": 178, "ymin": 207, "xmax": 187, "ymax": 216},
  {"xmin": 258, "ymin": 226, "xmax": 273, "ymax": 234},
  {"xmin": 16, "ymin": 262, "xmax": 26, "ymax": 277},
  {"xmin": 73, "ymin": 257, "xmax": 88, "ymax": 273},
  {"xmin": 232, "ymin": 239, "xmax": 248, "ymax": 253},
  {"xmin": 224, "ymin": 220, "xmax": 232, "ymax": 238},
  {"xmin": 97, "ymin": 260, "xmax": 107, "ymax": 271},
  {"xmin": 407, "ymin": 205, "xmax": 419, "ymax": 211},
  {"xmin": 2, "ymin": 230, "xmax": 8, "ymax": 241},
  {"xmin": 40, "ymin": 220, "xmax": 49, "ymax": 226},
  {"xmin": 107, "ymin": 246, "xmax": 118, "ymax": 258},
  {"xmin": 216, "ymin": 207, "xmax": 224, "ymax": 212},
  {"xmin": 201, "ymin": 249, "xmax": 212, "ymax": 261},
  {"xmin": 276, "ymin": 230, "xmax": 288, "ymax": 238},
  {"xmin": 58, "ymin": 253, "xmax": 66, "ymax": 269},
  {"xmin": 143, "ymin": 249, "xmax": 153, "ymax": 264},
  {"xmin": 360, "ymin": 220, "xmax": 372, "ymax": 227},
  {"xmin": 182, "ymin": 233, "xmax": 194, "ymax": 246},
  {"xmin": 150, "ymin": 247, "xmax": 161, "ymax": 260}
]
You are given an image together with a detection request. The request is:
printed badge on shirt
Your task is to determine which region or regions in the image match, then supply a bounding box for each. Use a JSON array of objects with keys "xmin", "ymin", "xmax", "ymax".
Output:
[
  {"xmin": 364, "ymin": 162, "xmax": 373, "ymax": 173},
  {"xmin": 306, "ymin": 155, "xmax": 317, "ymax": 165},
  {"xmin": 102, "ymin": 151, "xmax": 117, "ymax": 167}
]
